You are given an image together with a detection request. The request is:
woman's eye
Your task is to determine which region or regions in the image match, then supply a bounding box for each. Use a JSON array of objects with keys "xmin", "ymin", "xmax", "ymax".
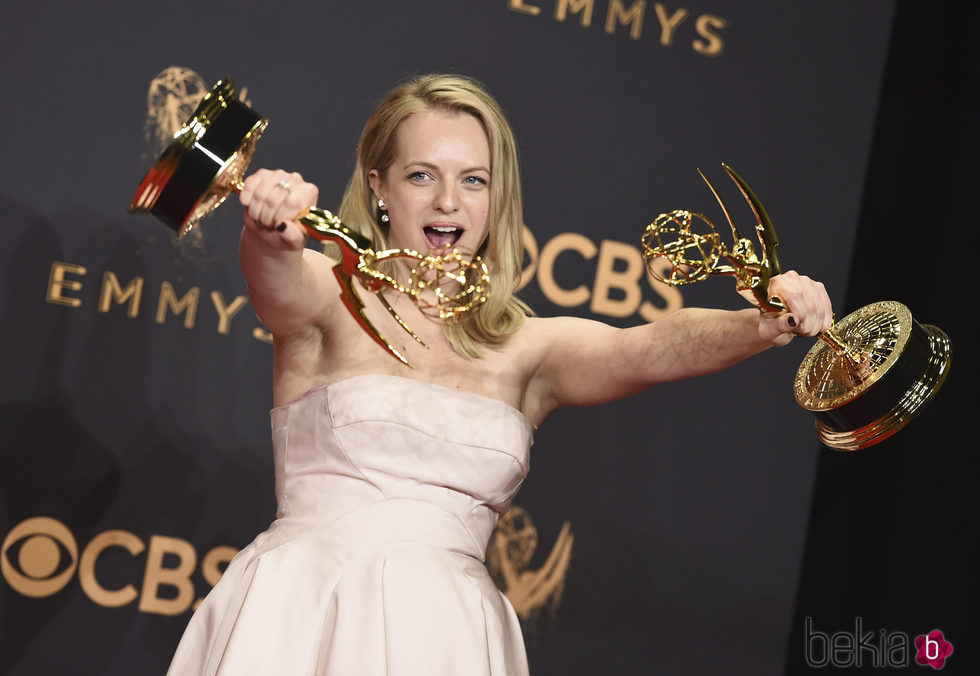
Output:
[
  {"xmin": 464, "ymin": 176, "xmax": 488, "ymax": 186},
  {"xmin": 408, "ymin": 171, "xmax": 430, "ymax": 182}
]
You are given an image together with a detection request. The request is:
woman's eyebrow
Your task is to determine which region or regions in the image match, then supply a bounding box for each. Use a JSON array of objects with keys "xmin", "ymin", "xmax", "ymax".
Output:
[{"xmin": 403, "ymin": 161, "xmax": 490, "ymax": 174}]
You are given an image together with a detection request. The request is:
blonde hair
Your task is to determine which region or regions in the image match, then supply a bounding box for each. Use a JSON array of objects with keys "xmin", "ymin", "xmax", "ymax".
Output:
[{"xmin": 338, "ymin": 74, "xmax": 532, "ymax": 358}]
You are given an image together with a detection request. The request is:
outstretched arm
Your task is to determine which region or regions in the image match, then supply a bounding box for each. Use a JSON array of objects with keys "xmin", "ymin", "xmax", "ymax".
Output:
[
  {"xmin": 238, "ymin": 169, "xmax": 339, "ymax": 338},
  {"xmin": 523, "ymin": 271, "xmax": 832, "ymax": 422}
]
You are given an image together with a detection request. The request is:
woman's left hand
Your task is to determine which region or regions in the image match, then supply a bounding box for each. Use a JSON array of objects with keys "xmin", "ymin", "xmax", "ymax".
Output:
[{"xmin": 759, "ymin": 271, "xmax": 834, "ymax": 345}]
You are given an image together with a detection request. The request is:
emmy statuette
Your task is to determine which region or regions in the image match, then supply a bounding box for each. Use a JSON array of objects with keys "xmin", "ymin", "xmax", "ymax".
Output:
[{"xmin": 641, "ymin": 164, "xmax": 951, "ymax": 450}]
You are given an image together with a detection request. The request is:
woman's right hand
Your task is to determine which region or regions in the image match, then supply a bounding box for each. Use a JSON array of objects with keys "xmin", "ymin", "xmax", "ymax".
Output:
[{"xmin": 240, "ymin": 168, "xmax": 319, "ymax": 251}]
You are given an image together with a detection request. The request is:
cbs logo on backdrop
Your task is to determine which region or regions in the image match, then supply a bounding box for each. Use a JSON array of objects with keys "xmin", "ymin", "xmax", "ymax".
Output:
[{"xmin": 1, "ymin": 516, "xmax": 234, "ymax": 615}]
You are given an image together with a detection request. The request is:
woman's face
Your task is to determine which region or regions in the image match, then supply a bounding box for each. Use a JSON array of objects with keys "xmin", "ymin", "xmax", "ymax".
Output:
[{"xmin": 369, "ymin": 109, "xmax": 491, "ymax": 256}]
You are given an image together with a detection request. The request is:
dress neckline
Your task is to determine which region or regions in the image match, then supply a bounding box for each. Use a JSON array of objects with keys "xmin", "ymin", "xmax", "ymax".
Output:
[{"xmin": 273, "ymin": 373, "xmax": 534, "ymax": 434}]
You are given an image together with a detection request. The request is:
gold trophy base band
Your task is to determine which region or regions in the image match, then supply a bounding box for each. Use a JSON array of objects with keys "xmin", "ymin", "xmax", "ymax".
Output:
[
  {"xmin": 813, "ymin": 325, "xmax": 950, "ymax": 450},
  {"xmin": 794, "ymin": 299, "xmax": 952, "ymax": 452}
]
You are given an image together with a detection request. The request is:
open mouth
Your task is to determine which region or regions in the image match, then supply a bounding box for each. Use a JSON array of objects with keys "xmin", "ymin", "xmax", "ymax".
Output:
[{"xmin": 423, "ymin": 225, "xmax": 463, "ymax": 250}]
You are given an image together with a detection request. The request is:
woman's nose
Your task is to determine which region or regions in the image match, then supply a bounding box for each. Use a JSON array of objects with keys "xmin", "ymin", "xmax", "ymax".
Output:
[{"xmin": 435, "ymin": 184, "xmax": 459, "ymax": 213}]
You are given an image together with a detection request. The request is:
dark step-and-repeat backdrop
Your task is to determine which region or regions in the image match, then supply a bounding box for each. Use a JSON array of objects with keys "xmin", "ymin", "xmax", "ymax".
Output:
[{"xmin": 6, "ymin": 2, "xmax": 967, "ymax": 674}]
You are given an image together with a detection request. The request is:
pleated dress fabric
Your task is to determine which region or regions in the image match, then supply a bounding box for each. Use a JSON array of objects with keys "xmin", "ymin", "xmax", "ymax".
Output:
[{"xmin": 167, "ymin": 374, "xmax": 533, "ymax": 675}]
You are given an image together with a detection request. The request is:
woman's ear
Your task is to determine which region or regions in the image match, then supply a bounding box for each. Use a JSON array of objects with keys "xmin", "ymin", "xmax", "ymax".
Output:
[{"xmin": 367, "ymin": 169, "xmax": 383, "ymax": 201}]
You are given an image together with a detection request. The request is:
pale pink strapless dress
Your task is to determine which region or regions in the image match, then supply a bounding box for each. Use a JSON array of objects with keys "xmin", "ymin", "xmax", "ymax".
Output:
[{"xmin": 167, "ymin": 374, "xmax": 532, "ymax": 675}]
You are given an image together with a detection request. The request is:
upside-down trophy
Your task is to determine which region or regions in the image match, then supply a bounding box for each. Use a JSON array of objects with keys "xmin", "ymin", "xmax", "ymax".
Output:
[
  {"xmin": 641, "ymin": 164, "xmax": 951, "ymax": 450},
  {"xmin": 129, "ymin": 78, "xmax": 489, "ymax": 367}
]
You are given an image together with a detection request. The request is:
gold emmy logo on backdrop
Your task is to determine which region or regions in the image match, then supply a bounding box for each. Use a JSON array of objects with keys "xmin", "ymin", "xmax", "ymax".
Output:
[
  {"xmin": 144, "ymin": 67, "xmax": 254, "ymax": 154},
  {"xmin": 641, "ymin": 164, "xmax": 952, "ymax": 450},
  {"xmin": 486, "ymin": 505, "xmax": 573, "ymax": 623},
  {"xmin": 130, "ymin": 77, "xmax": 489, "ymax": 367},
  {"xmin": 145, "ymin": 68, "xmax": 209, "ymax": 155}
]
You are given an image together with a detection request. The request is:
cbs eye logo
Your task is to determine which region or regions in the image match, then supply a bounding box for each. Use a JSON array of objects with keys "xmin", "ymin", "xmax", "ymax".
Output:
[{"xmin": 1, "ymin": 516, "xmax": 78, "ymax": 597}]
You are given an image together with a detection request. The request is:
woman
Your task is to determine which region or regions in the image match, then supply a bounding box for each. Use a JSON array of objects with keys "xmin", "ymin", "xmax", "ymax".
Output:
[{"xmin": 168, "ymin": 74, "xmax": 832, "ymax": 675}]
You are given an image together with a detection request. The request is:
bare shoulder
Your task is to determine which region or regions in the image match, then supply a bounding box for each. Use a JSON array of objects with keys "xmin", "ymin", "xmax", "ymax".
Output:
[
  {"xmin": 510, "ymin": 315, "xmax": 622, "ymax": 425},
  {"xmin": 518, "ymin": 314, "xmax": 620, "ymax": 355}
]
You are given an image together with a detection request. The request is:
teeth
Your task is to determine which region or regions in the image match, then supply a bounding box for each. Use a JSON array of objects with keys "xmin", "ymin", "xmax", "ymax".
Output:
[{"xmin": 431, "ymin": 226, "xmax": 459, "ymax": 232}]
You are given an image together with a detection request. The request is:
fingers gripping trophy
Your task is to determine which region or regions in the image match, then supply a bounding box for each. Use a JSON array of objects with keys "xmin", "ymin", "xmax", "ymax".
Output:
[
  {"xmin": 641, "ymin": 164, "xmax": 952, "ymax": 450},
  {"xmin": 130, "ymin": 78, "xmax": 489, "ymax": 367}
]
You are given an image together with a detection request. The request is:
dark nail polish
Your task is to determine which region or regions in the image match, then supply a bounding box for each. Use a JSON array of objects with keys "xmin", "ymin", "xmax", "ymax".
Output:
[
  {"xmin": 276, "ymin": 223, "xmax": 287, "ymax": 232},
  {"xmin": 787, "ymin": 315, "xmax": 797, "ymax": 328}
]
